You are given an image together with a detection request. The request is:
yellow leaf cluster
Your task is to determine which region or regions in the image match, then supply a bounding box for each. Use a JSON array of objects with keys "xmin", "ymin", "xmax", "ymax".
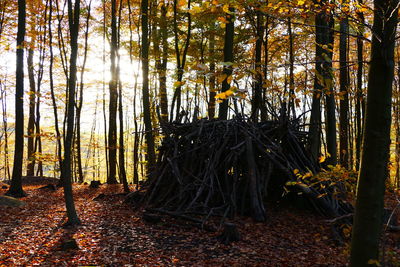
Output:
[
  {"xmin": 215, "ymin": 89, "xmax": 234, "ymax": 100},
  {"xmin": 173, "ymin": 80, "xmax": 186, "ymax": 88}
]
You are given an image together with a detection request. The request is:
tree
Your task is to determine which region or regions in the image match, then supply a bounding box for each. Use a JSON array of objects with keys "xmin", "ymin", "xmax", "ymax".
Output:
[
  {"xmin": 107, "ymin": 0, "xmax": 119, "ymax": 184},
  {"xmin": 75, "ymin": 0, "xmax": 92, "ymax": 183},
  {"xmin": 141, "ymin": 0, "xmax": 156, "ymax": 173},
  {"xmin": 61, "ymin": 0, "xmax": 81, "ymax": 226},
  {"xmin": 6, "ymin": 0, "xmax": 27, "ymax": 198},
  {"xmin": 170, "ymin": 0, "xmax": 191, "ymax": 121},
  {"xmin": 355, "ymin": 0, "xmax": 365, "ymax": 170},
  {"xmin": 339, "ymin": 0, "xmax": 349, "ymax": 168},
  {"xmin": 350, "ymin": 0, "xmax": 398, "ymax": 264},
  {"xmin": 308, "ymin": 2, "xmax": 335, "ymax": 162},
  {"xmin": 218, "ymin": 6, "xmax": 235, "ymax": 120}
]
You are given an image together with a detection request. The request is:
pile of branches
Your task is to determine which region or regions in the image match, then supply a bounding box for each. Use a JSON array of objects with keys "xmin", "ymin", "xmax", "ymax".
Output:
[{"xmin": 143, "ymin": 117, "xmax": 352, "ymax": 223}]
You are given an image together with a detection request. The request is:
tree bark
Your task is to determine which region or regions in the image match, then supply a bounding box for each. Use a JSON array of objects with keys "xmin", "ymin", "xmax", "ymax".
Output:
[
  {"xmin": 141, "ymin": 0, "xmax": 156, "ymax": 174},
  {"xmin": 6, "ymin": 0, "xmax": 27, "ymax": 198},
  {"xmin": 208, "ymin": 23, "xmax": 216, "ymax": 119},
  {"xmin": 350, "ymin": 0, "xmax": 398, "ymax": 264},
  {"xmin": 339, "ymin": 4, "xmax": 349, "ymax": 168},
  {"xmin": 61, "ymin": 0, "xmax": 81, "ymax": 226},
  {"xmin": 218, "ymin": 7, "xmax": 235, "ymax": 120},
  {"xmin": 170, "ymin": 0, "xmax": 191, "ymax": 121},
  {"xmin": 26, "ymin": 48, "xmax": 36, "ymax": 176},
  {"xmin": 251, "ymin": 11, "xmax": 263, "ymax": 122},
  {"xmin": 108, "ymin": 0, "xmax": 119, "ymax": 184},
  {"xmin": 48, "ymin": 0, "xmax": 63, "ymax": 181},
  {"xmin": 308, "ymin": 2, "xmax": 335, "ymax": 164},
  {"xmin": 355, "ymin": 1, "xmax": 365, "ymax": 171}
]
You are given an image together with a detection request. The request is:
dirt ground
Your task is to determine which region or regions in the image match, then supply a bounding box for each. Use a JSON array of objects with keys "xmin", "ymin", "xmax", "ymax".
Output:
[{"xmin": 0, "ymin": 181, "xmax": 399, "ymax": 266}]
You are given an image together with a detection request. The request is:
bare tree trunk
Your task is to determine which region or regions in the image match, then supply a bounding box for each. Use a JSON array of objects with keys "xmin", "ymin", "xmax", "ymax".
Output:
[
  {"xmin": 1, "ymin": 82, "xmax": 10, "ymax": 181},
  {"xmin": 287, "ymin": 16, "xmax": 295, "ymax": 119},
  {"xmin": 350, "ymin": 0, "xmax": 398, "ymax": 264},
  {"xmin": 208, "ymin": 23, "xmax": 216, "ymax": 119},
  {"xmin": 74, "ymin": 0, "xmax": 91, "ymax": 183},
  {"xmin": 170, "ymin": 0, "xmax": 191, "ymax": 121},
  {"xmin": 355, "ymin": 1, "xmax": 365, "ymax": 170},
  {"xmin": 218, "ymin": 7, "xmax": 235, "ymax": 120},
  {"xmin": 61, "ymin": 0, "xmax": 81, "ymax": 226},
  {"xmin": 26, "ymin": 48, "xmax": 36, "ymax": 176},
  {"xmin": 107, "ymin": 0, "xmax": 119, "ymax": 184},
  {"xmin": 339, "ymin": 4, "xmax": 349, "ymax": 168},
  {"xmin": 48, "ymin": 0, "xmax": 63, "ymax": 181},
  {"xmin": 7, "ymin": 0, "xmax": 26, "ymax": 198},
  {"xmin": 251, "ymin": 10, "xmax": 263, "ymax": 122},
  {"xmin": 141, "ymin": 0, "xmax": 156, "ymax": 174}
]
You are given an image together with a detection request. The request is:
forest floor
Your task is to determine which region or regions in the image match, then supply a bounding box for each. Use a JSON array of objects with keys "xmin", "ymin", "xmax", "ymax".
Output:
[{"xmin": 0, "ymin": 181, "xmax": 399, "ymax": 266}]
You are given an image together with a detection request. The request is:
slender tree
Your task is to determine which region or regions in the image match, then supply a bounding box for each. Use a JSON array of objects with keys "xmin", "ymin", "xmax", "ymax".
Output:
[
  {"xmin": 208, "ymin": 23, "xmax": 216, "ymax": 119},
  {"xmin": 6, "ymin": 0, "xmax": 27, "ymax": 198},
  {"xmin": 61, "ymin": 0, "xmax": 81, "ymax": 226},
  {"xmin": 251, "ymin": 10, "xmax": 263, "ymax": 122},
  {"xmin": 355, "ymin": 0, "xmax": 365, "ymax": 170},
  {"xmin": 170, "ymin": 0, "xmax": 191, "ymax": 121},
  {"xmin": 308, "ymin": 2, "xmax": 336, "ymax": 163},
  {"xmin": 350, "ymin": 0, "xmax": 398, "ymax": 264},
  {"xmin": 339, "ymin": 1, "xmax": 349, "ymax": 168},
  {"xmin": 218, "ymin": 7, "xmax": 235, "ymax": 120},
  {"xmin": 75, "ymin": 0, "xmax": 92, "ymax": 183},
  {"xmin": 141, "ymin": 0, "xmax": 156, "ymax": 173},
  {"xmin": 108, "ymin": 0, "xmax": 119, "ymax": 184},
  {"xmin": 26, "ymin": 47, "xmax": 36, "ymax": 177}
]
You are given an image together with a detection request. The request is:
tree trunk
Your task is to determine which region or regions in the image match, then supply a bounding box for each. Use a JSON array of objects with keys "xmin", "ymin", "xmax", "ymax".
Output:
[
  {"xmin": 339, "ymin": 5, "xmax": 349, "ymax": 168},
  {"xmin": 170, "ymin": 0, "xmax": 191, "ymax": 121},
  {"xmin": 75, "ymin": 0, "xmax": 91, "ymax": 183},
  {"xmin": 48, "ymin": 0, "xmax": 63, "ymax": 181},
  {"xmin": 61, "ymin": 0, "xmax": 81, "ymax": 226},
  {"xmin": 116, "ymin": 0, "xmax": 128, "ymax": 192},
  {"xmin": 350, "ymin": 0, "xmax": 398, "ymax": 264},
  {"xmin": 287, "ymin": 16, "xmax": 295, "ymax": 119},
  {"xmin": 355, "ymin": 1, "xmax": 365, "ymax": 171},
  {"xmin": 218, "ymin": 7, "xmax": 235, "ymax": 120},
  {"xmin": 308, "ymin": 3, "xmax": 334, "ymax": 162},
  {"xmin": 26, "ymin": 48, "xmax": 36, "ymax": 176},
  {"xmin": 108, "ymin": 0, "xmax": 119, "ymax": 184},
  {"xmin": 141, "ymin": 0, "xmax": 156, "ymax": 175},
  {"xmin": 324, "ymin": 13, "xmax": 337, "ymax": 166},
  {"xmin": 6, "ymin": 0, "xmax": 26, "ymax": 198},
  {"xmin": 208, "ymin": 23, "xmax": 216, "ymax": 119},
  {"xmin": 251, "ymin": 11, "xmax": 263, "ymax": 122}
]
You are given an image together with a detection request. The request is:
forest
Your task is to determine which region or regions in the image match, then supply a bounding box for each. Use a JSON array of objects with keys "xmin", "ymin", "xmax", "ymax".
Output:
[{"xmin": 0, "ymin": 0, "xmax": 400, "ymax": 265}]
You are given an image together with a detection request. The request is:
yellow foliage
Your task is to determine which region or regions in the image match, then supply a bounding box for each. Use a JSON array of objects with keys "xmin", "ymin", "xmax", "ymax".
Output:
[
  {"xmin": 215, "ymin": 89, "xmax": 234, "ymax": 100},
  {"xmin": 173, "ymin": 80, "xmax": 186, "ymax": 88}
]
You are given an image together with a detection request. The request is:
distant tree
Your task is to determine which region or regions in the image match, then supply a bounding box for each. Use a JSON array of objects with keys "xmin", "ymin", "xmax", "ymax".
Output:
[
  {"xmin": 350, "ymin": 0, "xmax": 398, "ymax": 264},
  {"xmin": 6, "ymin": 0, "xmax": 27, "ymax": 198}
]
